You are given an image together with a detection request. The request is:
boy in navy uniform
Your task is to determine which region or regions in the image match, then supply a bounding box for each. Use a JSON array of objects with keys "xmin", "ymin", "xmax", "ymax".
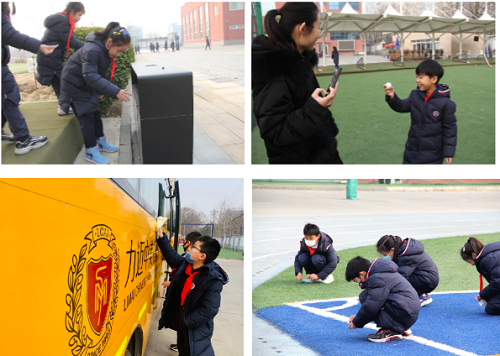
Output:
[
  {"xmin": 345, "ymin": 256, "xmax": 421, "ymax": 342},
  {"xmin": 384, "ymin": 59, "xmax": 457, "ymax": 164},
  {"xmin": 294, "ymin": 223, "xmax": 339, "ymax": 284}
]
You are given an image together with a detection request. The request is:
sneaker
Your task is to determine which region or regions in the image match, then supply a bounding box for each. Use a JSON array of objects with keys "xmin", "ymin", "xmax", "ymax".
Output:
[
  {"xmin": 85, "ymin": 145, "xmax": 109, "ymax": 164},
  {"xmin": 318, "ymin": 274, "xmax": 334, "ymax": 284},
  {"xmin": 301, "ymin": 277, "xmax": 313, "ymax": 283},
  {"xmin": 403, "ymin": 329, "xmax": 412, "ymax": 336},
  {"xmin": 169, "ymin": 344, "xmax": 178, "ymax": 352},
  {"xmin": 96, "ymin": 135, "xmax": 118, "ymax": 152},
  {"xmin": 367, "ymin": 329, "xmax": 403, "ymax": 343},
  {"xmin": 420, "ymin": 293, "xmax": 433, "ymax": 307},
  {"xmin": 2, "ymin": 130, "xmax": 16, "ymax": 144},
  {"xmin": 15, "ymin": 135, "xmax": 48, "ymax": 155}
]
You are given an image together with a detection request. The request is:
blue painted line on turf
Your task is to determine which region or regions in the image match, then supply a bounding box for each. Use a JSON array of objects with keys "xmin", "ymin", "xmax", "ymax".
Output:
[{"xmin": 256, "ymin": 292, "xmax": 500, "ymax": 356}]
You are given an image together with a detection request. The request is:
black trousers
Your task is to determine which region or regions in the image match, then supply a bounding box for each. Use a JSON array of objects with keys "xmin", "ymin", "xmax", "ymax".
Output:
[
  {"xmin": 177, "ymin": 324, "xmax": 191, "ymax": 356},
  {"xmin": 50, "ymin": 75, "xmax": 61, "ymax": 99},
  {"xmin": 75, "ymin": 109, "xmax": 104, "ymax": 148}
]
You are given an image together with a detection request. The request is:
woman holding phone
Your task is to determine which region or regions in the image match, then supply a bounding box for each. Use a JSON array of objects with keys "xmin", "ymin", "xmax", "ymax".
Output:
[{"xmin": 252, "ymin": 2, "xmax": 342, "ymax": 164}]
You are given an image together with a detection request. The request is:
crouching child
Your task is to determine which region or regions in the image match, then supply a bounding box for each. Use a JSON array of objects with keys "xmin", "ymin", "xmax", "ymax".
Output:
[
  {"xmin": 345, "ymin": 256, "xmax": 420, "ymax": 342},
  {"xmin": 294, "ymin": 223, "xmax": 339, "ymax": 284}
]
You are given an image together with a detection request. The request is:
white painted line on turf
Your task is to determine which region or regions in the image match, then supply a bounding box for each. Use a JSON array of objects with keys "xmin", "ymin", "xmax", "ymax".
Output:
[
  {"xmin": 286, "ymin": 297, "xmax": 479, "ymax": 356},
  {"xmin": 252, "ymin": 249, "xmax": 297, "ymax": 260}
]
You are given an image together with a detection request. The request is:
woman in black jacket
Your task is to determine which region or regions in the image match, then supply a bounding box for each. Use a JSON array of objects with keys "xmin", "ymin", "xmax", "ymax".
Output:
[
  {"xmin": 59, "ymin": 22, "xmax": 131, "ymax": 164},
  {"xmin": 36, "ymin": 2, "xmax": 85, "ymax": 116},
  {"xmin": 252, "ymin": 2, "xmax": 342, "ymax": 164},
  {"xmin": 331, "ymin": 46, "xmax": 339, "ymax": 68}
]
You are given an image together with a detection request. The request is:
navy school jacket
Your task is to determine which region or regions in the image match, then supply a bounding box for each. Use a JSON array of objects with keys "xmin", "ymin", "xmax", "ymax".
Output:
[
  {"xmin": 294, "ymin": 231, "xmax": 339, "ymax": 280},
  {"xmin": 36, "ymin": 13, "xmax": 84, "ymax": 85},
  {"xmin": 352, "ymin": 258, "xmax": 420, "ymax": 331},
  {"xmin": 156, "ymin": 234, "xmax": 229, "ymax": 356},
  {"xmin": 475, "ymin": 242, "xmax": 500, "ymax": 301},
  {"xmin": 396, "ymin": 238, "xmax": 439, "ymax": 294},
  {"xmin": 2, "ymin": 8, "xmax": 41, "ymax": 105},
  {"xmin": 386, "ymin": 84, "xmax": 457, "ymax": 164},
  {"xmin": 59, "ymin": 33, "xmax": 121, "ymax": 116}
]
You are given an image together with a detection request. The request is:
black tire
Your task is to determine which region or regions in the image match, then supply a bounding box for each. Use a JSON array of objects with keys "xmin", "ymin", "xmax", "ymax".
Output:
[{"xmin": 124, "ymin": 351, "xmax": 132, "ymax": 356}]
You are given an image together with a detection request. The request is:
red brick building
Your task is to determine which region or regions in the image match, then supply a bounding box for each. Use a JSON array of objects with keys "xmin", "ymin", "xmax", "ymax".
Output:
[
  {"xmin": 181, "ymin": 2, "xmax": 244, "ymax": 46},
  {"xmin": 273, "ymin": 2, "xmax": 363, "ymax": 56}
]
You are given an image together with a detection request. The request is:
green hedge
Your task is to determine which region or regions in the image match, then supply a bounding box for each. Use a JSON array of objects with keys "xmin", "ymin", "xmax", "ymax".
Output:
[{"xmin": 70, "ymin": 26, "xmax": 135, "ymax": 116}]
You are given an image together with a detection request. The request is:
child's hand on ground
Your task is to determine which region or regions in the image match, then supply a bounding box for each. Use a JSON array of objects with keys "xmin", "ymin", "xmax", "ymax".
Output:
[
  {"xmin": 445, "ymin": 157, "xmax": 452, "ymax": 164},
  {"xmin": 475, "ymin": 295, "xmax": 482, "ymax": 302},
  {"xmin": 162, "ymin": 281, "xmax": 171, "ymax": 288},
  {"xmin": 348, "ymin": 321, "xmax": 357, "ymax": 329},
  {"xmin": 348, "ymin": 315, "xmax": 355, "ymax": 323},
  {"xmin": 39, "ymin": 44, "xmax": 57, "ymax": 55},
  {"xmin": 296, "ymin": 272, "xmax": 302, "ymax": 281},
  {"xmin": 308, "ymin": 274, "xmax": 318, "ymax": 280},
  {"xmin": 311, "ymin": 82, "xmax": 338, "ymax": 108},
  {"xmin": 117, "ymin": 89, "xmax": 132, "ymax": 102},
  {"xmin": 383, "ymin": 84, "xmax": 395, "ymax": 99}
]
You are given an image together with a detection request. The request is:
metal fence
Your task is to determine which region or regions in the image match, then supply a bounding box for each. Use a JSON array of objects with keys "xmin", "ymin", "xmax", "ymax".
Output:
[{"xmin": 215, "ymin": 234, "xmax": 244, "ymax": 252}]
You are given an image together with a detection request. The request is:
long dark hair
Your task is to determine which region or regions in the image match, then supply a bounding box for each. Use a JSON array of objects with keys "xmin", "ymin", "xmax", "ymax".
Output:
[
  {"xmin": 63, "ymin": 2, "xmax": 85, "ymax": 14},
  {"xmin": 461, "ymin": 237, "xmax": 485, "ymax": 261},
  {"xmin": 94, "ymin": 22, "xmax": 131, "ymax": 47},
  {"xmin": 264, "ymin": 2, "xmax": 318, "ymax": 49},
  {"xmin": 376, "ymin": 235, "xmax": 403, "ymax": 261}
]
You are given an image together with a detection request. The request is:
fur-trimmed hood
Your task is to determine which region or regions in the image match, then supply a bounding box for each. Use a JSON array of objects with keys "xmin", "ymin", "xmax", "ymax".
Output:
[{"xmin": 252, "ymin": 34, "xmax": 318, "ymax": 90}]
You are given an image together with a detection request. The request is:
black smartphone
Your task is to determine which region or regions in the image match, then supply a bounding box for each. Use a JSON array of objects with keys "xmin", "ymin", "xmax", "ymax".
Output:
[{"xmin": 326, "ymin": 67, "xmax": 342, "ymax": 94}]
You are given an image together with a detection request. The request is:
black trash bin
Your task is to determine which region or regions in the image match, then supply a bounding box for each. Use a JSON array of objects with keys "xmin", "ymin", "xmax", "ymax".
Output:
[{"xmin": 131, "ymin": 61, "xmax": 193, "ymax": 164}]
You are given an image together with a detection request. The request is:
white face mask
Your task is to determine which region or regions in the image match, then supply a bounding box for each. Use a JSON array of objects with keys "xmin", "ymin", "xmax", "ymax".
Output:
[{"xmin": 304, "ymin": 239, "xmax": 317, "ymax": 247}]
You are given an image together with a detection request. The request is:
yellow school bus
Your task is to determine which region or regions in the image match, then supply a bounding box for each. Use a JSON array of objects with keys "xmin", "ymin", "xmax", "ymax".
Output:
[{"xmin": 0, "ymin": 178, "xmax": 180, "ymax": 356}]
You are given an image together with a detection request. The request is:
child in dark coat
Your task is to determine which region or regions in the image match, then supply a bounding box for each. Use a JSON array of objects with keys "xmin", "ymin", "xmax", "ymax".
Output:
[
  {"xmin": 59, "ymin": 22, "xmax": 132, "ymax": 164},
  {"xmin": 2, "ymin": 3, "xmax": 56, "ymax": 155},
  {"xmin": 377, "ymin": 235, "xmax": 439, "ymax": 306},
  {"xmin": 36, "ymin": 2, "xmax": 85, "ymax": 115},
  {"xmin": 461, "ymin": 237, "xmax": 500, "ymax": 315},
  {"xmin": 294, "ymin": 223, "xmax": 339, "ymax": 284},
  {"xmin": 157, "ymin": 231, "xmax": 229, "ymax": 356},
  {"xmin": 384, "ymin": 59, "xmax": 457, "ymax": 164},
  {"xmin": 346, "ymin": 256, "xmax": 421, "ymax": 342}
]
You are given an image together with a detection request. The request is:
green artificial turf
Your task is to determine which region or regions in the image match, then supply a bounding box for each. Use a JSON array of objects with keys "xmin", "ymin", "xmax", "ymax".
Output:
[
  {"xmin": 253, "ymin": 232, "xmax": 500, "ymax": 311},
  {"xmin": 252, "ymin": 65, "xmax": 495, "ymax": 164},
  {"xmin": 8, "ymin": 62, "xmax": 28, "ymax": 74},
  {"xmin": 177, "ymin": 245, "xmax": 244, "ymax": 260}
]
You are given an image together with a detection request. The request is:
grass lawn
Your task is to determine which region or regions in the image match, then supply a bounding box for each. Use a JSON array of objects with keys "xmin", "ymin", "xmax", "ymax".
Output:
[
  {"xmin": 252, "ymin": 232, "xmax": 500, "ymax": 311},
  {"xmin": 177, "ymin": 245, "xmax": 244, "ymax": 260},
  {"xmin": 252, "ymin": 65, "xmax": 495, "ymax": 164},
  {"xmin": 8, "ymin": 62, "xmax": 28, "ymax": 74}
]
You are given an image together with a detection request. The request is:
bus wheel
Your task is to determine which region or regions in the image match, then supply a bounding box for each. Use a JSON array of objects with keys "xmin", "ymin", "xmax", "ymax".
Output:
[{"xmin": 124, "ymin": 351, "xmax": 132, "ymax": 356}]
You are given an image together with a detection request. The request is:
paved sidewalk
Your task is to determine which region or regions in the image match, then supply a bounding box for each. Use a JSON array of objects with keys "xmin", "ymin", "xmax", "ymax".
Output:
[
  {"xmin": 144, "ymin": 258, "xmax": 243, "ymax": 356},
  {"xmin": 136, "ymin": 45, "xmax": 244, "ymax": 164}
]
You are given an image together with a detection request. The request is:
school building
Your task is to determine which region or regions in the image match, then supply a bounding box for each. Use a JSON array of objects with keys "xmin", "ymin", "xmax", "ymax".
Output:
[{"xmin": 181, "ymin": 2, "xmax": 245, "ymax": 46}]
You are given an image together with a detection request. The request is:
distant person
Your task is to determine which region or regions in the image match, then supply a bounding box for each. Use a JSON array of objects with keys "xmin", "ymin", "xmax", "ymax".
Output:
[
  {"xmin": 59, "ymin": 22, "xmax": 132, "ymax": 164},
  {"xmin": 137, "ymin": 43, "xmax": 140, "ymax": 53},
  {"xmin": 150, "ymin": 42, "xmax": 154, "ymax": 53},
  {"xmin": 346, "ymin": 256, "xmax": 420, "ymax": 342},
  {"xmin": 2, "ymin": 2, "xmax": 56, "ymax": 154},
  {"xmin": 164, "ymin": 40, "xmax": 168, "ymax": 52},
  {"xmin": 36, "ymin": 2, "xmax": 85, "ymax": 116},
  {"xmin": 376, "ymin": 235, "xmax": 439, "ymax": 306},
  {"xmin": 294, "ymin": 223, "xmax": 339, "ymax": 284},
  {"xmin": 461, "ymin": 237, "xmax": 500, "ymax": 315},
  {"xmin": 157, "ymin": 230, "xmax": 229, "ymax": 356},
  {"xmin": 384, "ymin": 59, "xmax": 457, "ymax": 164},
  {"xmin": 205, "ymin": 36, "xmax": 210, "ymax": 50},
  {"xmin": 156, "ymin": 41, "xmax": 159, "ymax": 53},
  {"xmin": 252, "ymin": 2, "xmax": 342, "ymax": 164},
  {"xmin": 171, "ymin": 40, "xmax": 175, "ymax": 52},
  {"xmin": 331, "ymin": 46, "xmax": 339, "ymax": 69},
  {"xmin": 313, "ymin": 48, "xmax": 321, "ymax": 72}
]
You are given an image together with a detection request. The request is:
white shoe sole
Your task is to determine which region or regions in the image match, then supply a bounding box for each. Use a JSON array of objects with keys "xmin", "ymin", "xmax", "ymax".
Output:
[
  {"xmin": 319, "ymin": 276, "xmax": 334, "ymax": 284},
  {"xmin": 420, "ymin": 297, "xmax": 433, "ymax": 306},
  {"xmin": 14, "ymin": 140, "xmax": 48, "ymax": 155},
  {"xmin": 85, "ymin": 156, "xmax": 109, "ymax": 164},
  {"xmin": 368, "ymin": 335, "xmax": 402, "ymax": 343},
  {"xmin": 98, "ymin": 147, "xmax": 118, "ymax": 153}
]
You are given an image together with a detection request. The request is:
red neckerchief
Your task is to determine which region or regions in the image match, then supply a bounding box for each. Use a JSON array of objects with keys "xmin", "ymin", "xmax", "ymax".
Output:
[
  {"xmin": 306, "ymin": 245, "xmax": 316, "ymax": 256},
  {"xmin": 424, "ymin": 90, "xmax": 434, "ymax": 103},
  {"xmin": 110, "ymin": 57, "xmax": 116, "ymax": 82},
  {"xmin": 480, "ymin": 274, "xmax": 484, "ymax": 292},
  {"xmin": 181, "ymin": 264, "xmax": 200, "ymax": 306},
  {"xmin": 60, "ymin": 11, "xmax": 75, "ymax": 59}
]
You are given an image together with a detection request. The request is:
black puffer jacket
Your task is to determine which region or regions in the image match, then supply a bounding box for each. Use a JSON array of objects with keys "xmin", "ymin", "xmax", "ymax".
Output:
[
  {"xmin": 386, "ymin": 84, "xmax": 457, "ymax": 164},
  {"xmin": 59, "ymin": 33, "xmax": 120, "ymax": 116},
  {"xmin": 157, "ymin": 235, "xmax": 229, "ymax": 356},
  {"xmin": 36, "ymin": 13, "xmax": 84, "ymax": 86},
  {"xmin": 352, "ymin": 258, "xmax": 420, "ymax": 333},
  {"xmin": 294, "ymin": 232, "xmax": 339, "ymax": 280},
  {"xmin": 396, "ymin": 238, "xmax": 439, "ymax": 294},
  {"xmin": 2, "ymin": 8, "xmax": 41, "ymax": 106},
  {"xmin": 252, "ymin": 35, "xmax": 341, "ymax": 164},
  {"xmin": 475, "ymin": 242, "xmax": 500, "ymax": 301}
]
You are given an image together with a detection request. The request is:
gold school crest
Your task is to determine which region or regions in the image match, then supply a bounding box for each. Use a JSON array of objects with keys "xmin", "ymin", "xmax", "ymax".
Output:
[{"xmin": 65, "ymin": 225, "xmax": 119, "ymax": 356}]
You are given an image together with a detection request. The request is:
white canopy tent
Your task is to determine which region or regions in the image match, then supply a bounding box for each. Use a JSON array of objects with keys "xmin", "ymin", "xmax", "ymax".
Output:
[{"xmin": 319, "ymin": 4, "xmax": 495, "ymax": 67}]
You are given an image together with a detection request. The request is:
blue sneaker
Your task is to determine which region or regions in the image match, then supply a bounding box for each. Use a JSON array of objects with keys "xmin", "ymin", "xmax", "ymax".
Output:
[
  {"xmin": 85, "ymin": 145, "xmax": 109, "ymax": 164},
  {"xmin": 96, "ymin": 136, "xmax": 118, "ymax": 152}
]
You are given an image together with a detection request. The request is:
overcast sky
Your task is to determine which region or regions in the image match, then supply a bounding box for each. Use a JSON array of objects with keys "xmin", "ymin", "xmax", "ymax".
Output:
[
  {"xmin": 10, "ymin": 1, "xmax": 186, "ymax": 40},
  {"xmin": 177, "ymin": 178, "xmax": 244, "ymax": 217}
]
